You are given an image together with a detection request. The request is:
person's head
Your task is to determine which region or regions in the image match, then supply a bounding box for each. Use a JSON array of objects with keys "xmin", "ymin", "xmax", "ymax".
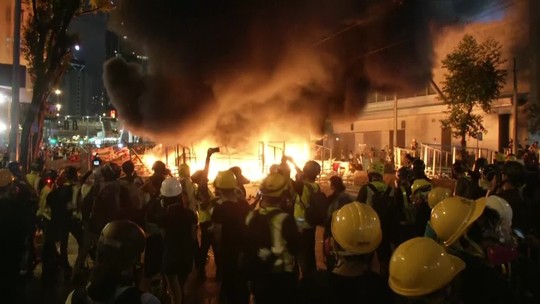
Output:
[
  {"xmin": 395, "ymin": 167, "xmax": 412, "ymax": 186},
  {"xmin": 0, "ymin": 169, "xmax": 13, "ymax": 191},
  {"xmin": 152, "ymin": 160, "xmax": 167, "ymax": 176},
  {"xmin": 367, "ymin": 161, "xmax": 384, "ymax": 182},
  {"xmin": 101, "ymin": 163, "xmax": 122, "ymax": 182},
  {"xmin": 30, "ymin": 161, "xmax": 43, "ymax": 173},
  {"xmin": 330, "ymin": 202, "xmax": 382, "ymax": 266},
  {"xmin": 411, "ymin": 179, "xmax": 432, "ymax": 204},
  {"xmin": 214, "ymin": 170, "xmax": 237, "ymax": 198},
  {"xmin": 329, "ymin": 175, "xmax": 346, "ymax": 193},
  {"xmin": 260, "ymin": 173, "xmax": 290, "ymax": 207},
  {"xmin": 7, "ymin": 161, "xmax": 22, "ymax": 179},
  {"xmin": 64, "ymin": 166, "xmax": 78, "ymax": 182},
  {"xmin": 269, "ymin": 164, "xmax": 279, "ymax": 174},
  {"xmin": 302, "ymin": 160, "xmax": 321, "ymax": 182},
  {"xmin": 403, "ymin": 154, "xmax": 414, "ymax": 166},
  {"xmin": 88, "ymin": 220, "xmax": 145, "ymax": 302},
  {"xmin": 229, "ymin": 166, "xmax": 250, "ymax": 185},
  {"xmin": 427, "ymin": 187, "xmax": 452, "ymax": 209},
  {"xmin": 451, "ymin": 160, "xmax": 467, "ymax": 179},
  {"xmin": 121, "ymin": 160, "xmax": 135, "ymax": 176},
  {"xmin": 389, "ymin": 237, "xmax": 465, "ymax": 302},
  {"xmin": 43, "ymin": 169, "xmax": 58, "ymax": 186},
  {"xmin": 178, "ymin": 163, "xmax": 190, "ymax": 178},
  {"xmin": 191, "ymin": 170, "xmax": 208, "ymax": 186},
  {"xmin": 411, "ymin": 158, "xmax": 426, "ymax": 178},
  {"xmin": 473, "ymin": 157, "xmax": 488, "ymax": 174},
  {"xmin": 430, "ymin": 196, "xmax": 486, "ymax": 248},
  {"xmin": 479, "ymin": 163, "xmax": 501, "ymax": 191},
  {"xmin": 160, "ymin": 177, "xmax": 183, "ymax": 206},
  {"xmin": 501, "ymin": 160, "xmax": 526, "ymax": 188}
]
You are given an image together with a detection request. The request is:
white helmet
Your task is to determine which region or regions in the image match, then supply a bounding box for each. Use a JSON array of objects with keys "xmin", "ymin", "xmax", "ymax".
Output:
[
  {"xmin": 485, "ymin": 195, "xmax": 513, "ymax": 229},
  {"xmin": 160, "ymin": 177, "xmax": 183, "ymax": 197}
]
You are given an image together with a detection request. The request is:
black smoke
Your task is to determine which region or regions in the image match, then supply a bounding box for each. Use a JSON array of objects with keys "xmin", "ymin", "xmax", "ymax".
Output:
[{"xmin": 104, "ymin": 0, "xmax": 509, "ymax": 145}]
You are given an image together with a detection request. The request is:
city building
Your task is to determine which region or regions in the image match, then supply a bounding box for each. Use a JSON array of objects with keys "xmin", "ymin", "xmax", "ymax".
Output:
[
  {"xmin": 60, "ymin": 61, "xmax": 93, "ymax": 116},
  {"xmin": 333, "ymin": 0, "xmax": 540, "ymax": 158}
]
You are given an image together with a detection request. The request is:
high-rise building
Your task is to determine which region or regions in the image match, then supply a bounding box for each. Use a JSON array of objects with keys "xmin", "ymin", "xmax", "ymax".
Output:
[{"xmin": 60, "ymin": 62, "xmax": 93, "ymax": 116}]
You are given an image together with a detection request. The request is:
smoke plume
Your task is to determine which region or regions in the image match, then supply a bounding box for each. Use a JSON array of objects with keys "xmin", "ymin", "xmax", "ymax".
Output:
[{"xmin": 104, "ymin": 0, "xmax": 510, "ymax": 145}]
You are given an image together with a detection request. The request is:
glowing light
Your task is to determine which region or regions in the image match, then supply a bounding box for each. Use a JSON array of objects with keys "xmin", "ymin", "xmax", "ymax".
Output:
[
  {"xmin": 74, "ymin": 44, "xmax": 80, "ymax": 51},
  {"xmin": 54, "ymin": 89, "xmax": 62, "ymax": 95},
  {"xmin": 0, "ymin": 93, "xmax": 7, "ymax": 104},
  {"xmin": 0, "ymin": 121, "xmax": 7, "ymax": 132}
]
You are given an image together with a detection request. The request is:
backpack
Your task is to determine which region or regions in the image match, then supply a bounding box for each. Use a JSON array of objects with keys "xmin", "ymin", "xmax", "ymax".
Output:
[
  {"xmin": 302, "ymin": 183, "xmax": 328, "ymax": 226},
  {"xmin": 89, "ymin": 182, "xmax": 123, "ymax": 234},
  {"xmin": 366, "ymin": 183, "xmax": 393, "ymax": 228},
  {"xmin": 119, "ymin": 176, "xmax": 144, "ymax": 210},
  {"xmin": 244, "ymin": 209, "xmax": 285, "ymax": 278}
]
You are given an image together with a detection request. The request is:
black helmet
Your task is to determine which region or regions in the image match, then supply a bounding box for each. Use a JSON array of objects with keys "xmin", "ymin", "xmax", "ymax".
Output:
[
  {"xmin": 7, "ymin": 161, "xmax": 21, "ymax": 177},
  {"xmin": 97, "ymin": 220, "xmax": 145, "ymax": 269},
  {"xmin": 64, "ymin": 166, "xmax": 78, "ymax": 181},
  {"xmin": 30, "ymin": 162, "xmax": 43, "ymax": 172},
  {"xmin": 101, "ymin": 163, "xmax": 121, "ymax": 181},
  {"xmin": 473, "ymin": 158, "xmax": 488, "ymax": 173},
  {"xmin": 411, "ymin": 158, "xmax": 425, "ymax": 178},
  {"xmin": 152, "ymin": 161, "xmax": 167, "ymax": 174},
  {"xmin": 303, "ymin": 161, "xmax": 321, "ymax": 178},
  {"xmin": 44, "ymin": 169, "xmax": 58, "ymax": 180},
  {"xmin": 122, "ymin": 160, "xmax": 135, "ymax": 175},
  {"xmin": 396, "ymin": 166, "xmax": 412, "ymax": 180},
  {"xmin": 452, "ymin": 160, "xmax": 468, "ymax": 175},
  {"xmin": 481, "ymin": 164, "xmax": 500, "ymax": 182}
]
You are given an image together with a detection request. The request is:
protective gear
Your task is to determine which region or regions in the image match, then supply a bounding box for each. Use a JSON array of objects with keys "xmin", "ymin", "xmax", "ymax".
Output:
[
  {"xmin": 506, "ymin": 155, "xmax": 518, "ymax": 162},
  {"xmin": 368, "ymin": 161, "xmax": 385, "ymax": 177},
  {"xmin": 430, "ymin": 196, "xmax": 486, "ymax": 246},
  {"xmin": 481, "ymin": 164, "xmax": 500, "ymax": 182},
  {"xmin": 473, "ymin": 158, "xmax": 488, "ymax": 174},
  {"xmin": 495, "ymin": 153, "xmax": 506, "ymax": 163},
  {"xmin": 7, "ymin": 161, "xmax": 21, "ymax": 177},
  {"xmin": 501, "ymin": 161, "xmax": 526, "ymax": 187},
  {"xmin": 396, "ymin": 166, "xmax": 412, "ymax": 180},
  {"xmin": 64, "ymin": 166, "xmax": 78, "ymax": 181},
  {"xmin": 260, "ymin": 173, "xmax": 289, "ymax": 198},
  {"xmin": 411, "ymin": 179, "xmax": 431, "ymax": 196},
  {"xmin": 484, "ymin": 196, "xmax": 513, "ymax": 229},
  {"xmin": 214, "ymin": 170, "xmax": 237, "ymax": 190},
  {"xmin": 178, "ymin": 163, "xmax": 190, "ymax": 178},
  {"xmin": 97, "ymin": 220, "xmax": 145, "ymax": 269},
  {"xmin": 0, "ymin": 169, "xmax": 13, "ymax": 187},
  {"xmin": 331, "ymin": 202, "xmax": 382, "ymax": 255},
  {"xmin": 152, "ymin": 161, "xmax": 167, "ymax": 174},
  {"xmin": 160, "ymin": 177, "xmax": 183, "ymax": 197},
  {"xmin": 30, "ymin": 162, "xmax": 43, "ymax": 172},
  {"xmin": 428, "ymin": 187, "xmax": 452, "ymax": 209},
  {"xmin": 303, "ymin": 160, "xmax": 321, "ymax": 178},
  {"xmin": 101, "ymin": 163, "xmax": 121, "ymax": 181},
  {"xmin": 389, "ymin": 237, "xmax": 465, "ymax": 297},
  {"xmin": 412, "ymin": 158, "xmax": 425, "ymax": 172}
]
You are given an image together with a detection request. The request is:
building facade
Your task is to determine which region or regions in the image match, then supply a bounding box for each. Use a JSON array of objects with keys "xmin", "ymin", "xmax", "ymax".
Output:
[{"xmin": 333, "ymin": 0, "xmax": 539, "ymax": 156}]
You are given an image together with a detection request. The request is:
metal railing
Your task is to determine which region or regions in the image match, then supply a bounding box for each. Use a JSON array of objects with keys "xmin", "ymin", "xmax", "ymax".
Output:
[
  {"xmin": 393, "ymin": 147, "xmax": 416, "ymax": 169},
  {"xmin": 420, "ymin": 144, "xmax": 453, "ymax": 177}
]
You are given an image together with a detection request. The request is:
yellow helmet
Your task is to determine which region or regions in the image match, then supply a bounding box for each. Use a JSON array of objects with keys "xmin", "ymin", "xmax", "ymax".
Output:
[
  {"xmin": 411, "ymin": 179, "xmax": 432, "ymax": 196},
  {"xmin": 331, "ymin": 202, "xmax": 382, "ymax": 255},
  {"xmin": 214, "ymin": 170, "xmax": 237, "ymax": 190},
  {"xmin": 368, "ymin": 161, "xmax": 385, "ymax": 177},
  {"xmin": 430, "ymin": 196, "xmax": 486, "ymax": 246},
  {"xmin": 389, "ymin": 237, "xmax": 465, "ymax": 297},
  {"xmin": 0, "ymin": 169, "xmax": 13, "ymax": 187},
  {"xmin": 178, "ymin": 164, "xmax": 190, "ymax": 178},
  {"xmin": 428, "ymin": 187, "xmax": 452, "ymax": 209},
  {"xmin": 260, "ymin": 173, "xmax": 289, "ymax": 198}
]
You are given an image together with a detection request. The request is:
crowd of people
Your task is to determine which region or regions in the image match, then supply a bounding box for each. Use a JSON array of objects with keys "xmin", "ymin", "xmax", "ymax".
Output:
[{"xmin": 1, "ymin": 147, "xmax": 540, "ymax": 304}]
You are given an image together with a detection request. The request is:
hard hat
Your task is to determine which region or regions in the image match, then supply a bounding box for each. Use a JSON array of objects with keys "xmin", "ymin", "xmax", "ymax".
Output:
[
  {"xmin": 97, "ymin": 220, "xmax": 145, "ymax": 269},
  {"xmin": 411, "ymin": 179, "xmax": 432, "ymax": 195},
  {"xmin": 160, "ymin": 177, "xmax": 183, "ymax": 197},
  {"xmin": 496, "ymin": 153, "xmax": 506, "ymax": 163},
  {"xmin": 412, "ymin": 158, "xmax": 425, "ymax": 172},
  {"xmin": 368, "ymin": 161, "xmax": 385, "ymax": 177},
  {"xmin": 484, "ymin": 196, "xmax": 513, "ymax": 229},
  {"xmin": 178, "ymin": 164, "xmax": 190, "ymax": 178},
  {"xmin": 428, "ymin": 187, "xmax": 452, "ymax": 209},
  {"xmin": 501, "ymin": 161, "xmax": 526, "ymax": 187},
  {"xmin": 152, "ymin": 161, "xmax": 167, "ymax": 174},
  {"xmin": 0, "ymin": 169, "xmax": 13, "ymax": 187},
  {"xmin": 389, "ymin": 237, "xmax": 465, "ymax": 297},
  {"xmin": 430, "ymin": 196, "xmax": 486, "ymax": 246},
  {"xmin": 331, "ymin": 202, "xmax": 382, "ymax": 255},
  {"xmin": 260, "ymin": 173, "xmax": 289, "ymax": 198},
  {"xmin": 214, "ymin": 170, "xmax": 237, "ymax": 190},
  {"xmin": 303, "ymin": 161, "xmax": 321, "ymax": 178}
]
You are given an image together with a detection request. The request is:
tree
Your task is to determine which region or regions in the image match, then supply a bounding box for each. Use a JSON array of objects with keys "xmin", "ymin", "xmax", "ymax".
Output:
[
  {"xmin": 440, "ymin": 35, "xmax": 507, "ymax": 159},
  {"xmin": 20, "ymin": 0, "xmax": 111, "ymax": 169}
]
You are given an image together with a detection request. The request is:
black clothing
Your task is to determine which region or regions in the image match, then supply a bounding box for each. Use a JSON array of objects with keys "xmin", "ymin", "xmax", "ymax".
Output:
[{"xmin": 299, "ymin": 270, "xmax": 393, "ymax": 304}]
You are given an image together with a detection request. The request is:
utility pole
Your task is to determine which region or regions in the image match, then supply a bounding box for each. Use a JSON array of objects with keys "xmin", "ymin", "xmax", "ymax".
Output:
[
  {"xmin": 9, "ymin": 0, "xmax": 21, "ymax": 162},
  {"xmin": 512, "ymin": 57, "xmax": 518, "ymax": 154},
  {"xmin": 393, "ymin": 93, "xmax": 398, "ymax": 148}
]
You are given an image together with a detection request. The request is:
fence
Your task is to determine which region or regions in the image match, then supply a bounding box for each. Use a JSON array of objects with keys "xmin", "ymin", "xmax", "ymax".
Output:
[{"xmin": 420, "ymin": 144, "xmax": 453, "ymax": 177}]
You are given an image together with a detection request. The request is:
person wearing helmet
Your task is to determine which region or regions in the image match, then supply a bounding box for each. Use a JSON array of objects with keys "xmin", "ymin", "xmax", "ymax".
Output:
[
  {"xmin": 424, "ymin": 187, "xmax": 452, "ymax": 241},
  {"xmin": 293, "ymin": 160, "xmax": 324, "ymax": 277},
  {"xmin": 410, "ymin": 178, "xmax": 432, "ymax": 237},
  {"xmin": 66, "ymin": 220, "xmax": 160, "ymax": 304},
  {"xmin": 157, "ymin": 177, "xmax": 197, "ymax": 304},
  {"xmin": 36, "ymin": 169, "xmax": 58, "ymax": 226},
  {"xmin": 177, "ymin": 163, "xmax": 197, "ymax": 214},
  {"xmin": 452, "ymin": 160, "xmax": 474, "ymax": 199},
  {"xmin": 299, "ymin": 202, "xmax": 393, "ymax": 304},
  {"xmin": 479, "ymin": 163, "xmax": 502, "ymax": 196},
  {"xmin": 497, "ymin": 161, "xmax": 529, "ymax": 233},
  {"xmin": 430, "ymin": 196, "xmax": 514, "ymax": 303},
  {"xmin": 244, "ymin": 173, "xmax": 300, "ymax": 304},
  {"xmin": 229, "ymin": 166, "xmax": 250, "ymax": 198},
  {"xmin": 389, "ymin": 237, "xmax": 465, "ymax": 303},
  {"xmin": 394, "ymin": 166, "xmax": 414, "ymax": 243},
  {"xmin": 119, "ymin": 160, "xmax": 145, "ymax": 227},
  {"xmin": 323, "ymin": 176, "xmax": 352, "ymax": 271},
  {"xmin": 411, "ymin": 158, "xmax": 430, "ymax": 182},
  {"xmin": 0, "ymin": 169, "xmax": 32, "ymax": 303},
  {"xmin": 470, "ymin": 157, "xmax": 489, "ymax": 199},
  {"xmin": 211, "ymin": 170, "xmax": 251, "ymax": 304},
  {"xmin": 356, "ymin": 160, "xmax": 399, "ymax": 276},
  {"xmin": 26, "ymin": 161, "xmax": 43, "ymax": 194}
]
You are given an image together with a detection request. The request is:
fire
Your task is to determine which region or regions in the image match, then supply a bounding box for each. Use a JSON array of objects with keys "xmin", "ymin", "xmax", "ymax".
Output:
[{"xmin": 140, "ymin": 140, "xmax": 312, "ymax": 182}]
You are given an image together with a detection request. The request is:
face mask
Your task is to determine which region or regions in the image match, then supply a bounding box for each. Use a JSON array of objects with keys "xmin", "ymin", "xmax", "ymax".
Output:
[{"xmin": 478, "ymin": 178, "xmax": 491, "ymax": 191}]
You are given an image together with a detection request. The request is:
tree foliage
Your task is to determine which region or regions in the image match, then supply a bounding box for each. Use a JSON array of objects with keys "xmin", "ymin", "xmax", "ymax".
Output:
[
  {"xmin": 20, "ymin": 0, "xmax": 111, "ymax": 168},
  {"xmin": 440, "ymin": 35, "xmax": 507, "ymax": 155}
]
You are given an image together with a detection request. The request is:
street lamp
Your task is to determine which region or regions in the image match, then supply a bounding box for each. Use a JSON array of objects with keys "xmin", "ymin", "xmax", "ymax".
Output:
[
  {"xmin": 74, "ymin": 44, "xmax": 80, "ymax": 51},
  {"xmin": 54, "ymin": 89, "xmax": 62, "ymax": 96},
  {"xmin": 56, "ymin": 103, "xmax": 62, "ymax": 111}
]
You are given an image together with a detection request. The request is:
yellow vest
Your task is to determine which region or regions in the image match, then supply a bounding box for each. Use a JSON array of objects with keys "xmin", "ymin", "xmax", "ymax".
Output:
[
  {"xmin": 37, "ymin": 185, "xmax": 52, "ymax": 220},
  {"xmin": 198, "ymin": 187, "xmax": 215, "ymax": 223},
  {"xmin": 294, "ymin": 182, "xmax": 319, "ymax": 230}
]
